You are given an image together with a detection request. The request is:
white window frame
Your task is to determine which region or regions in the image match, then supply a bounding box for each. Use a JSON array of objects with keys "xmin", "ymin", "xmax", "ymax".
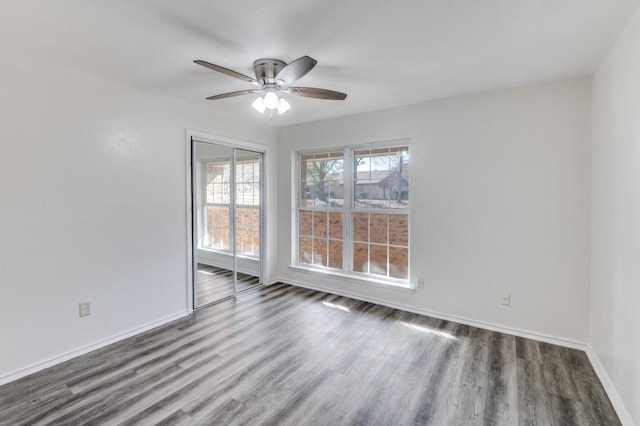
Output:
[{"xmin": 292, "ymin": 139, "xmax": 411, "ymax": 289}]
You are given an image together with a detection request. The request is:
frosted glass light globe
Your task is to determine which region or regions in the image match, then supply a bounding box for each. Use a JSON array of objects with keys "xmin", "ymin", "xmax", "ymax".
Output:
[
  {"xmin": 277, "ymin": 98, "xmax": 291, "ymax": 114},
  {"xmin": 264, "ymin": 91, "xmax": 279, "ymax": 110},
  {"xmin": 251, "ymin": 97, "xmax": 266, "ymax": 113}
]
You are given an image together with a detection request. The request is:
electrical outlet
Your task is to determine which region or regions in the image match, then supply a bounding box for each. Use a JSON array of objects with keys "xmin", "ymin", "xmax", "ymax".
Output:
[
  {"xmin": 500, "ymin": 294, "xmax": 511, "ymax": 306},
  {"xmin": 79, "ymin": 302, "xmax": 91, "ymax": 317},
  {"xmin": 418, "ymin": 278, "xmax": 425, "ymax": 289}
]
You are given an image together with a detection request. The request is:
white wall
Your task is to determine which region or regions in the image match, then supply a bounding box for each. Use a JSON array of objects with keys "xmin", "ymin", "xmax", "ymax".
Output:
[
  {"xmin": 591, "ymin": 7, "xmax": 640, "ymax": 424},
  {"xmin": 0, "ymin": 57, "xmax": 277, "ymax": 380},
  {"xmin": 277, "ymin": 79, "xmax": 592, "ymax": 344}
]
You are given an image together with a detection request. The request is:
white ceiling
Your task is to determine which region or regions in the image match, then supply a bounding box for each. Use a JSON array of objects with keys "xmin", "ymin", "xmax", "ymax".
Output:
[{"xmin": 1, "ymin": 0, "xmax": 638, "ymax": 127}]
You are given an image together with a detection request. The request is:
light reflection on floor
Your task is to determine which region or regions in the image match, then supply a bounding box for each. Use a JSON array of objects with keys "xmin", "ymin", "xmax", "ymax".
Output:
[
  {"xmin": 321, "ymin": 301, "xmax": 351, "ymax": 312},
  {"xmin": 401, "ymin": 322, "xmax": 457, "ymax": 340}
]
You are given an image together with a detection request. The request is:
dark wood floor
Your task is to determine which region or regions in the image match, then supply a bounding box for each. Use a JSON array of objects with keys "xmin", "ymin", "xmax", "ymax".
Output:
[
  {"xmin": 196, "ymin": 264, "xmax": 260, "ymax": 307},
  {"xmin": 0, "ymin": 284, "xmax": 620, "ymax": 425}
]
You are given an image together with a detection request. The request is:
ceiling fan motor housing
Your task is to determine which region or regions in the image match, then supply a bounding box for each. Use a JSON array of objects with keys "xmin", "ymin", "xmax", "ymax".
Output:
[{"xmin": 253, "ymin": 58, "xmax": 286, "ymax": 85}]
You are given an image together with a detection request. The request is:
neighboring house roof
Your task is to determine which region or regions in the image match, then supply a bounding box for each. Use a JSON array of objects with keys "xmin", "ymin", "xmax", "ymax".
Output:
[
  {"xmin": 333, "ymin": 162, "xmax": 409, "ymax": 187},
  {"xmin": 377, "ymin": 169, "xmax": 409, "ymax": 188},
  {"xmin": 331, "ymin": 169, "xmax": 397, "ymax": 185}
]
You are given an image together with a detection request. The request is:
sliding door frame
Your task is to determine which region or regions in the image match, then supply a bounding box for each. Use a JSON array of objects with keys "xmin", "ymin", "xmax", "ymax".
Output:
[{"xmin": 185, "ymin": 130, "xmax": 268, "ymax": 313}]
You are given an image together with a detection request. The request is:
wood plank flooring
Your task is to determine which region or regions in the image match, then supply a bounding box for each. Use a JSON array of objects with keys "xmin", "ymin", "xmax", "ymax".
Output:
[
  {"xmin": 0, "ymin": 284, "xmax": 620, "ymax": 425},
  {"xmin": 196, "ymin": 264, "xmax": 260, "ymax": 307}
]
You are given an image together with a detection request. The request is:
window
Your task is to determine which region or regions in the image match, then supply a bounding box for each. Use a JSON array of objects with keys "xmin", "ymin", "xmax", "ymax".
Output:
[
  {"xmin": 296, "ymin": 143, "xmax": 409, "ymax": 284},
  {"xmin": 203, "ymin": 158, "xmax": 261, "ymax": 257},
  {"xmin": 299, "ymin": 151, "xmax": 345, "ymax": 269}
]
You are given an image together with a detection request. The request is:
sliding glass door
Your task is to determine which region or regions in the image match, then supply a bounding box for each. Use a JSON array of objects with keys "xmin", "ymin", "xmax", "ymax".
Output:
[
  {"xmin": 192, "ymin": 140, "xmax": 263, "ymax": 308},
  {"xmin": 233, "ymin": 149, "xmax": 262, "ymax": 294}
]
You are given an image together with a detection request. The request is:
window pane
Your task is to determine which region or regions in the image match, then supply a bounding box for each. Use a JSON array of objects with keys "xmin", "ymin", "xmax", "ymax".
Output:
[
  {"xmin": 369, "ymin": 153, "xmax": 391, "ymax": 208},
  {"xmin": 325, "ymin": 179, "xmax": 344, "ymax": 208},
  {"xmin": 299, "ymin": 211, "xmax": 313, "ymax": 237},
  {"xmin": 235, "ymin": 205, "xmax": 260, "ymax": 257},
  {"xmin": 352, "ymin": 212, "xmax": 369, "ymax": 242},
  {"xmin": 221, "ymin": 210, "xmax": 230, "ymax": 248},
  {"xmin": 328, "ymin": 240, "xmax": 343, "ymax": 269},
  {"xmin": 211, "ymin": 184, "xmax": 220, "ymax": 203},
  {"xmin": 236, "ymin": 161, "xmax": 260, "ymax": 204},
  {"xmin": 389, "ymin": 247, "xmax": 408, "ymax": 279},
  {"xmin": 354, "ymin": 152, "xmax": 371, "ymax": 209},
  {"xmin": 235, "ymin": 186, "xmax": 244, "ymax": 205},
  {"xmin": 235, "ymin": 208, "xmax": 242, "ymax": 231},
  {"xmin": 300, "ymin": 155, "xmax": 315, "ymax": 182},
  {"xmin": 206, "ymin": 182, "xmax": 214, "ymax": 204},
  {"xmin": 313, "ymin": 211, "xmax": 327, "ymax": 238},
  {"xmin": 252, "ymin": 183, "xmax": 260, "ymax": 205},
  {"xmin": 328, "ymin": 212, "xmax": 343, "ymax": 240},
  {"xmin": 386, "ymin": 149, "xmax": 409, "ymax": 208},
  {"xmin": 389, "ymin": 214, "xmax": 409, "ymax": 246},
  {"xmin": 350, "ymin": 211, "xmax": 408, "ymax": 278},
  {"xmin": 235, "ymin": 208, "xmax": 243, "ymax": 253},
  {"xmin": 223, "ymin": 164, "xmax": 231, "ymax": 182},
  {"xmin": 252, "ymin": 206, "xmax": 259, "ymax": 225},
  {"xmin": 354, "ymin": 147, "xmax": 409, "ymax": 210},
  {"xmin": 369, "ymin": 244, "xmax": 388, "ymax": 276},
  {"xmin": 251, "ymin": 231, "xmax": 260, "ymax": 256},
  {"xmin": 214, "ymin": 183, "xmax": 224, "ymax": 204},
  {"xmin": 235, "ymin": 162, "xmax": 243, "ymax": 182},
  {"xmin": 369, "ymin": 214, "xmax": 388, "ymax": 244},
  {"xmin": 306, "ymin": 181, "xmax": 341, "ymax": 208},
  {"xmin": 300, "ymin": 153, "xmax": 344, "ymax": 209},
  {"xmin": 307, "ymin": 181, "xmax": 323, "ymax": 207},
  {"xmin": 313, "ymin": 239, "xmax": 328, "ymax": 266},
  {"xmin": 299, "ymin": 237, "xmax": 313, "ymax": 264},
  {"xmin": 225, "ymin": 183, "xmax": 232, "ymax": 204},
  {"xmin": 206, "ymin": 206, "xmax": 230, "ymax": 250},
  {"xmin": 236, "ymin": 234, "xmax": 244, "ymax": 254},
  {"xmin": 352, "ymin": 243, "xmax": 368, "ymax": 273},
  {"xmin": 205, "ymin": 205, "xmax": 214, "ymax": 247},
  {"xmin": 206, "ymin": 161, "xmax": 231, "ymax": 205},
  {"xmin": 300, "ymin": 182, "xmax": 315, "ymax": 207}
]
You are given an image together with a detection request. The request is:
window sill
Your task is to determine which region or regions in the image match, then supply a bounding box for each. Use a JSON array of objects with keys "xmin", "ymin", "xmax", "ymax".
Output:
[{"xmin": 288, "ymin": 265, "xmax": 416, "ymax": 293}]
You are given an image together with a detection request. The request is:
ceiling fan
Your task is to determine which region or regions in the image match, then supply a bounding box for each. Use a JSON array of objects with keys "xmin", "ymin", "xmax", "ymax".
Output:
[{"xmin": 194, "ymin": 56, "xmax": 347, "ymax": 115}]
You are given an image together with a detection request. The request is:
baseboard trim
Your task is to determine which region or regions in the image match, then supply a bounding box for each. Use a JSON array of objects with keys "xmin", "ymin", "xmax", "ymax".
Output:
[
  {"xmin": 273, "ymin": 276, "xmax": 587, "ymax": 350},
  {"xmin": 585, "ymin": 346, "xmax": 635, "ymax": 426},
  {"xmin": 0, "ymin": 310, "xmax": 190, "ymax": 387}
]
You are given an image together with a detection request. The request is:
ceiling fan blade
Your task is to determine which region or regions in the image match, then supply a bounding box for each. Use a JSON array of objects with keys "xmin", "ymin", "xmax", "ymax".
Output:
[
  {"xmin": 194, "ymin": 60, "xmax": 260, "ymax": 86},
  {"xmin": 287, "ymin": 87, "xmax": 347, "ymax": 100},
  {"xmin": 206, "ymin": 89, "xmax": 261, "ymax": 100},
  {"xmin": 275, "ymin": 56, "xmax": 317, "ymax": 85}
]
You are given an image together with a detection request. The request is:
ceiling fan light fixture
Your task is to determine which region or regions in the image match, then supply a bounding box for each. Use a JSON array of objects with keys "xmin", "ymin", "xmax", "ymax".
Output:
[
  {"xmin": 196, "ymin": 55, "xmax": 347, "ymax": 117},
  {"xmin": 263, "ymin": 91, "xmax": 279, "ymax": 110},
  {"xmin": 251, "ymin": 97, "xmax": 266, "ymax": 113},
  {"xmin": 277, "ymin": 97, "xmax": 291, "ymax": 114}
]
